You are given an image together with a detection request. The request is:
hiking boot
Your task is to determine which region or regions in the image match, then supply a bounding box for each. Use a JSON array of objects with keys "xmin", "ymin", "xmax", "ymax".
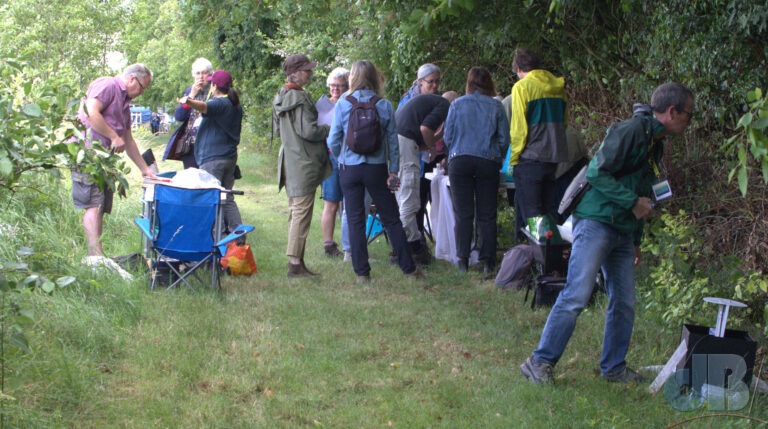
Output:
[
  {"xmin": 300, "ymin": 260, "xmax": 319, "ymax": 276},
  {"xmin": 287, "ymin": 262, "xmax": 309, "ymax": 279},
  {"xmin": 520, "ymin": 355, "xmax": 554, "ymax": 385},
  {"xmin": 483, "ymin": 261, "xmax": 496, "ymax": 275},
  {"xmin": 405, "ymin": 268, "xmax": 426, "ymax": 280},
  {"xmin": 356, "ymin": 275, "xmax": 371, "ymax": 284},
  {"xmin": 412, "ymin": 245, "xmax": 433, "ymax": 266},
  {"xmin": 324, "ymin": 242, "xmax": 342, "ymax": 258},
  {"xmin": 287, "ymin": 261, "xmax": 319, "ymax": 279},
  {"xmin": 602, "ymin": 366, "xmax": 647, "ymax": 383}
]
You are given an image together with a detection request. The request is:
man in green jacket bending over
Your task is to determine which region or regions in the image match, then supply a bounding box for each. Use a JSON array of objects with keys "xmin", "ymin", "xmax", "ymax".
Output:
[{"xmin": 521, "ymin": 83, "xmax": 695, "ymax": 385}]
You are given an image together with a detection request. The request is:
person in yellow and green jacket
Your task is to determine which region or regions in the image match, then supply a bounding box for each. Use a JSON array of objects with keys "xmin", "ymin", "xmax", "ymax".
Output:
[{"xmin": 505, "ymin": 48, "xmax": 568, "ymax": 242}]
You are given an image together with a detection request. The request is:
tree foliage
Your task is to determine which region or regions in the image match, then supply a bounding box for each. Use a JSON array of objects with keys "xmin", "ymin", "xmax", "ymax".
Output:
[
  {"xmin": 0, "ymin": 0, "xmax": 126, "ymax": 88},
  {"xmin": 123, "ymin": 0, "xmax": 215, "ymax": 110}
]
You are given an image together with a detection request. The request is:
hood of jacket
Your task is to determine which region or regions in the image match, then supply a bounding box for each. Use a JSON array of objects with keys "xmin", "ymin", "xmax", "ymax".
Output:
[
  {"xmin": 272, "ymin": 85, "xmax": 308, "ymax": 114},
  {"xmin": 632, "ymin": 103, "xmax": 652, "ymax": 116},
  {"xmin": 525, "ymin": 69, "xmax": 565, "ymax": 93}
]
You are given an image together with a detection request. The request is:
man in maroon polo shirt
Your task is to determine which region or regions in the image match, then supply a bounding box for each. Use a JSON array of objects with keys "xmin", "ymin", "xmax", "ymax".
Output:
[{"xmin": 74, "ymin": 63, "xmax": 156, "ymax": 256}]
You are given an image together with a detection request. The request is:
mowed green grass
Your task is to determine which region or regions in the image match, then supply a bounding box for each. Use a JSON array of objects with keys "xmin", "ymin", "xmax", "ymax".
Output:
[{"xmin": 2, "ymin": 131, "xmax": 765, "ymax": 428}]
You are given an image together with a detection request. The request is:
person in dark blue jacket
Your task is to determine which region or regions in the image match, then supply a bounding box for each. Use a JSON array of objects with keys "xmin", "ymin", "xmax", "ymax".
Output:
[
  {"xmin": 176, "ymin": 69, "xmax": 243, "ymax": 235},
  {"xmin": 163, "ymin": 57, "xmax": 214, "ymax": 169}
]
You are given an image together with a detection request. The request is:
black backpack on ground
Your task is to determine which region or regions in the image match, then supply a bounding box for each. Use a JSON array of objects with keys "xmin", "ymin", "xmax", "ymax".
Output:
[{"xmin": 346, "ymin": 95, "xmax": 382, "ymax": 154}]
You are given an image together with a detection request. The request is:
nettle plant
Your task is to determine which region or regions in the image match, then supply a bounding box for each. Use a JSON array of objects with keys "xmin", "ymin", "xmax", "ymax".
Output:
[{"xmin": 723, "ymin": 87, "xmax": 768, "ymax": 196}]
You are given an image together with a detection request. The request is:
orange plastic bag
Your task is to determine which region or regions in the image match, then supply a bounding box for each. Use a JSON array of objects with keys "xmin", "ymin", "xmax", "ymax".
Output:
[{"xmin": 220, "ymin": 241, "xmax": 258, "ymax": 276}]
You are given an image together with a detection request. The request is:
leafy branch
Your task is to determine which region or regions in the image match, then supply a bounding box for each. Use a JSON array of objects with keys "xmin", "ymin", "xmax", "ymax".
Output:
[
  {"xmin": 0, "ymin": 57, "xmax": 131, "ymax": 197},
  {"xmin": 723, "ymin": 87, "xmax": 768, "ymax": 196}
]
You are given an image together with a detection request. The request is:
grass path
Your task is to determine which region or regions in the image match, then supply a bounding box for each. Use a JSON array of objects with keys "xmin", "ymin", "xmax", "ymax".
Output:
[{"xmin": 4, "ymin": 133, "xmax": 766, "ymax": 427}]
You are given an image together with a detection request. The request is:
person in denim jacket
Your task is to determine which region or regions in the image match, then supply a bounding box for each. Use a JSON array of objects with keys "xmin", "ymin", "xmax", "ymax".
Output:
[
  {"xmin": 443, "ymin": 66, "xmax": 510, "ymax": 273},
  {"xmin": 327, "ymin": 60, "xmax": 424, "ymax": 282}
]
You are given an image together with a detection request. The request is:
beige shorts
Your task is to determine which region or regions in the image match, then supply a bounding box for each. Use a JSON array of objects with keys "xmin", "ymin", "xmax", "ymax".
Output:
[{"xmin": 71, "ymin": 171, "xmax": 113, "ymax": 214}]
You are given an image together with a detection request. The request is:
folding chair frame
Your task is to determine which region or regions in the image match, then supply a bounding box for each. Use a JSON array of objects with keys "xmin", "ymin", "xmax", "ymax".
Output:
[{"xmin": 135, "ymin": 185, "xmax": 252, "ymax": 291}]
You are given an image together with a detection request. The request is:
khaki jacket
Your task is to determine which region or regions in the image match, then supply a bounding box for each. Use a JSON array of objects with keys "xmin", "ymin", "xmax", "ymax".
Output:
[{"xmin": 273, "ymin": 85, "xmax": 331, "ymax": 197}]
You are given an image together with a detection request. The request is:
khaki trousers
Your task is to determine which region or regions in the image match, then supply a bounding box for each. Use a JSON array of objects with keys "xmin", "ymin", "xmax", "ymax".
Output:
[
  {"xmin": 395, "ymin": 134, "xmax": 422, "ymax": 242},
  {"xmin": 286, "ymin": 192, "xmax": 316, "ymax": 259}
]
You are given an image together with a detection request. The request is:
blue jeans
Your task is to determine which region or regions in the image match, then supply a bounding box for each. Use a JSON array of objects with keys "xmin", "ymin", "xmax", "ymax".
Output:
[
  {"xmin": 533, "ymin": 217, "xmax": 636, "ymax": 376},
  {"xmin": 321, "ymin": 154, "xmax": 343, "ymax": 202}
]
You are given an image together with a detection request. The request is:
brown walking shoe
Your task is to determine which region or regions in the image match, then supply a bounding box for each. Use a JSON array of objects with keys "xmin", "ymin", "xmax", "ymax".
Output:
[
  {"xmin": 287, "ymin": 261, "xmax": 319, "ymax": 279},
  {"xmin": 300, "ymin": 260, "xmax": 319, "ymax": 276},
  {"xmin": 287, "ymin": 262, "xmax": 308, "ymax": 279},
  {"xmin": 405, "ymin": 268, "xmax": 426, "ymax": 280}
]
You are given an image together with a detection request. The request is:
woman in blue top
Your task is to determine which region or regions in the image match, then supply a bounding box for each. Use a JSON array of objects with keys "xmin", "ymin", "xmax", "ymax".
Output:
[
  {"xmin": 177, "ymin": 69, "xmax": 243, "ymax": 235},
  {"xmin": 443, "ymin": 67, "xmax": 511, "ymax": 273},
  {"xmin": 327, "ymin": 60, "xmax": 422, "ymax": 282}
]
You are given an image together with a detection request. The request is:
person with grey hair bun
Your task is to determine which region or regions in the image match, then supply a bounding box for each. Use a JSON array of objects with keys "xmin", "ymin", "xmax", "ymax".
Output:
[
  {"xmin": 163, "ymin": 57, "xmax": 215, "ymax": 168},
  {"xmin": 74, "ymin": 63, "xmax": 157, "ymax": 256},
  {"xmin": 397, "ymin": 63, "xmax": 442, "ymax": 111},
  {"xmin": 315, "ymin": 67, "xmax": 349, "ymax": 258}
]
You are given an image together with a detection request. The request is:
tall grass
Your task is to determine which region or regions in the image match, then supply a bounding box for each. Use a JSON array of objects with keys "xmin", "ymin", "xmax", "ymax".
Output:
[{"xmin": 0, "ymin": 133, "xmax": 765, "ymax": 427}]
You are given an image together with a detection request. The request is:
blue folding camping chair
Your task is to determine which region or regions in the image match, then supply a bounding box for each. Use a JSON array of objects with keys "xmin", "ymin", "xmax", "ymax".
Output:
[{"xmin": 134, "ymin": 184, "xmax": 253, "ymax": 290}]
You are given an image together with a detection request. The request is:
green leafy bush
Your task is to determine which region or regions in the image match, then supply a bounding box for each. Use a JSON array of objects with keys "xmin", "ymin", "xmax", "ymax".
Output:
[
  {"xmin": 639, "ymin": 209, "xmax": 767, "ymax": 339},
  {"xmin": 0, "ymin": 57, "xmax": 131, "ymax": 196}
]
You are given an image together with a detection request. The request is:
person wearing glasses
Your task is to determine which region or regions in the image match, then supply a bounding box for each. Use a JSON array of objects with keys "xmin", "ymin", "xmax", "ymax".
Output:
[
  {"xmin": 163, "ymin": 57, "xmax": 214, "ymax": 169},
  {"xmin": 273, "ymin": 54, "xmax": 331, "ymax": 279},
  {"xmin": 505, "ymin": 48, "xmax": 569, "ymax": 242},
  {"xmin": 397, "ymin": 63, "xmax": 442, "ymax": 111},
  {"xmin": 315, "ymin": 67, "xmax": 349, "ymax": 258},
  {"xmin": 74, "ymin": 63, "xmax": 157, "ymax": 257},
  {"xmin": 391, "ymin": 63, "xmax": 443, "ymax": 264},
  {"xmin": 521, "ymin": 83, "xmax": 695, "ymax": 385}
]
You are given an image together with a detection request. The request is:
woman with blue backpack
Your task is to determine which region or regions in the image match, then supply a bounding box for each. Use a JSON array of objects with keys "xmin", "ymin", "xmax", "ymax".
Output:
[{"xmin": 327, "ymin": 60, "xmax": 425, "ymax": 283}]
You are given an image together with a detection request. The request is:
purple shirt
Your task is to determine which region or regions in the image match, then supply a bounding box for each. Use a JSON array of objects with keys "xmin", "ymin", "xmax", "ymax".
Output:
[{"xmin": 77, "ymin": 76, "xmax": 131, "ymax": 149}]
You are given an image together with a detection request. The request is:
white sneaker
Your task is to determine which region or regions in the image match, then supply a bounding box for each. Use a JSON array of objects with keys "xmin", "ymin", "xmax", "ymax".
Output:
[{"xmin": 343, "ymin": 251, "xmax": 352, "ymax": 262}]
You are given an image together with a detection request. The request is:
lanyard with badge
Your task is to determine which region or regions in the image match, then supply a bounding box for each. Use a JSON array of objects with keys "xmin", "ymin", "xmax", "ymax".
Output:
[
  {"xmin": 192, "ymin": 86, "xmax": 219, "ymax": 128},
  {"xmin": 648, "ymin": 131, "xmax": 672, "ymax": 202}
]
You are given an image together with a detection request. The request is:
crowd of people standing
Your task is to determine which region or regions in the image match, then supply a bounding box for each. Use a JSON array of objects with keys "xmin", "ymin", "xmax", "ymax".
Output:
[{"xmin": 74, "ymin": 49, "xmax": 694, "ymax": 387}]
